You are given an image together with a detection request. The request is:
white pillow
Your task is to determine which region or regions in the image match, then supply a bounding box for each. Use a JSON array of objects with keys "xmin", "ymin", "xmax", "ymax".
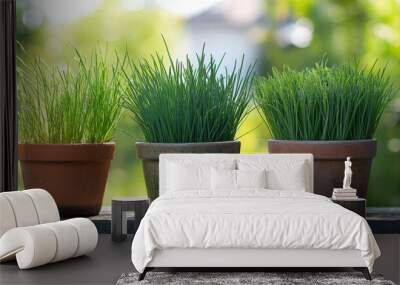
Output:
[
  {"xmin": 238, "ymin": 159, "xmax": 308, "ymax": 191},
  {"xmin": 237, "ymin": 169, "xmax": 267, "ymax": 189},
  {"xmin": 266, "ymin": 165, "xmax": 306, "ymax": 191},
  {"xmin": 167, "ymin": 162, "xmax": 211, "ymax": 191},
  {"xmin": 166, "ymin": 159, "xmax": 236, "ymax": 192},
  {"xmin": 211, "ymin": 169, "xmax": 267, "ymax": 190},
  {"xmin": 211, "ymin": 168, "xmax": 236, "ymax": 190}
]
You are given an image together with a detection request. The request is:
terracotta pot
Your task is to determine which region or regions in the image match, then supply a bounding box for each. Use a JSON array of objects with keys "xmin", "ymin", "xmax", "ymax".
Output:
[
  {"xmin": 19, "ymin": 143, "xmax": 115, "ymax": 217},
  {"xmin": 268, "ymin": 140, "xmax": 377, "ymax": 198},
  {"xmin": 136, "ymin": 141, "xmax": 241, "ymax": 201}
]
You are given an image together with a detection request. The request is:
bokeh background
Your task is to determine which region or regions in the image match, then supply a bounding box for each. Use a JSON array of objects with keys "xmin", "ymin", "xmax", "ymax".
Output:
[{"xmin": 16, "ymin": 0, "xmax": 400, "ymax": 206}]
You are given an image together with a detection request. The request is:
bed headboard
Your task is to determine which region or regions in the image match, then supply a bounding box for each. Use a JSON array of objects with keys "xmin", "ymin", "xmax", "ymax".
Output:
[{"xmin": 159, "ymin": 154, "xmax": 313, "ymax": 195}]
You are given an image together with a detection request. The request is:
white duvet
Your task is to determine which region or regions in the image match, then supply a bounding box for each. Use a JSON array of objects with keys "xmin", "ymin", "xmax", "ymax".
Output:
[{"xmin": 131, "ymin": 190, "xmax": 380, "ymax": 273}]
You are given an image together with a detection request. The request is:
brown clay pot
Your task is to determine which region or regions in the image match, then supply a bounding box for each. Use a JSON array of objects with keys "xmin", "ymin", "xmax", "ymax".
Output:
[
  {"xmin": 268, "ymin": 140, "xmax": 377, "ymax": 198},
  {"xmin": 136, "ymin": 141, "xmax": 241, "ymax": 201},
  {"xmin": 19, "ymin": 143, "xmax": 115, "ymax": 217}
]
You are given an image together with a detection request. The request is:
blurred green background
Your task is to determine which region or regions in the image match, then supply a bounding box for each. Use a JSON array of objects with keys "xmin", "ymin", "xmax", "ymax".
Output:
[{"xmin": 16, "ymin": 0, "xmax": 400, "ymax": 206}]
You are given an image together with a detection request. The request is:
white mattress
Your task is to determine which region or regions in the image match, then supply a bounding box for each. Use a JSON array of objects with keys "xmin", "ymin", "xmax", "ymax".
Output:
[{"xmin": 131, "ymin": 190, "xmax": 380, "ymax": 273}]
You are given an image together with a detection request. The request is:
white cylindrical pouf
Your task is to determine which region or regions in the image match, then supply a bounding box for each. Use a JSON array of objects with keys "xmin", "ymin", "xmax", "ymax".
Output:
[
  {"xmin": 66, "ymin": 218, "xmax": 98, "ymax": 257},
  {"xmin": 42, "ymin": 221, "xmax": 79, "ymax": 262},
  {"xmin": 24, "ymin": 189, "xmax": 60, "ymax": 224},
  {"xmin": 0, "ymin": 218, "xmax": 98, "ymax": 269},
  {"xmin": 0, "ymin": 189, "xmax": 59, "ymax": 231},
  {"xmin": 0, "ymin": 188, "xmax": 98, "ymax": 270},
  {"xmin": 0, "ymin": 192, "xmax": 39, "ymax": 227},
  {"xmin": 0, "ymin": 196, "xmax": 17, "ymax": 237},
  {"xmin": 0, "ymin": 226, "xmax": 57, "ymax": 269}
]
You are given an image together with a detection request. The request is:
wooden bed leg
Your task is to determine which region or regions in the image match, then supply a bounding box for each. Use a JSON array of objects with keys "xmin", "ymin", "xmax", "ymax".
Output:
[
  {"xmin": 138, "ymin": 268, "xmax": 148, "ymax": 281},
  {"xmin": 354, "ymin": 267, "xmax": 371, "ymax": 280},
  {"xmin": 361, "ymin": 268, "xmax": 372, "ymax": 281}
]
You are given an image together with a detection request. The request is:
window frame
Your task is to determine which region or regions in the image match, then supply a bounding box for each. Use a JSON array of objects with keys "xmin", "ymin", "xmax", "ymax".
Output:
[{"xmin": 0, "ymin": 0, "xmax": 17, "ymax": 192}]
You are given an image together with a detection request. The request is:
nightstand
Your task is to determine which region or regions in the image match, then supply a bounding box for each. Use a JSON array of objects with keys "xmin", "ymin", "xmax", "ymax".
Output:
[
  {"xmin": 332, "ymin": 198, "xmax": 366, "ymax": 218},
  {"xmin": 111, "ymin": 197, "xmax": 149, "ymax": 242}
]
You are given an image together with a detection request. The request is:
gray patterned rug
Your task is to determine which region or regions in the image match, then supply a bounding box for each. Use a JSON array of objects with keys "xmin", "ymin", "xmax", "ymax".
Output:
[{"xmin": 116, "ymin": 272, "xmax": 395, "ymax": 285}]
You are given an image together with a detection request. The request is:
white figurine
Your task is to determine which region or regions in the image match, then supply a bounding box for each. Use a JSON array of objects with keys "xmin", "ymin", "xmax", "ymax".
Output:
[{"xmin": 343, "ymin": 157, "xmax": 353, "ymax": 189}]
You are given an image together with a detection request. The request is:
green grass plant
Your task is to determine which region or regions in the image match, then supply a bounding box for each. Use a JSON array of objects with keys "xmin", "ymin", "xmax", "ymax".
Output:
[
  {"xmin": 254, "ymin": 61, "xmax": 393, "ymax": 140},
  {"xmin": 123, "ymin": 40, "xmax": 255, "ymax": 143},
  {"xmin": 18, "ymin": 48, "xmax": 124, "ymax": 144}
]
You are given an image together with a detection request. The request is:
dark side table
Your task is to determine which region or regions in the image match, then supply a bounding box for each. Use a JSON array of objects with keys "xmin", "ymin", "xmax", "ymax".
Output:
[
  {"xmin": 332, "ymin": 198, "xmax": 366, "ymax": 218},
  {"xmin": 111, "ymin": 197, "xmax": 149, "ymax": 242}
]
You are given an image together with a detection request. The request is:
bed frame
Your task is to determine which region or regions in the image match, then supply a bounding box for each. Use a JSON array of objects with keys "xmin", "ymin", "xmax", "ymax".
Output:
[
  {"xmin": 139, "ymin": 249, "xmax": 371, "ymax": 280},
  {"xmin": 138, "ymin": 154, "xmax": 372, "ymax": 281}
]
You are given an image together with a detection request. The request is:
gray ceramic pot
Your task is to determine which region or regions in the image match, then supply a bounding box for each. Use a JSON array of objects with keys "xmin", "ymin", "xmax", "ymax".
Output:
[
  {"xmin": 136, "ymin": 141, "xmax": 241, "ymax": 201},
  {"xmin": 268, "ymin": 139, "xmax": 377, "ymax": 198}
]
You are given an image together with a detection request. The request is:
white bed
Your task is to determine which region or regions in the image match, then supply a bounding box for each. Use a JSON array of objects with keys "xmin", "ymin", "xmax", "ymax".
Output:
[{"xmin": 131, "ymin": 154, "xmax": 380, "ymax": 280}]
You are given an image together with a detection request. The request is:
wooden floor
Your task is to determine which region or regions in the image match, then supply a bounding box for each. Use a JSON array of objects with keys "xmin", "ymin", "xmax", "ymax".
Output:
[
  {"xmin": 0, "ymin": 234, "xmax": 365, "ymax": 285},
  {"xmin": 1, "ymin": 233, "xmax": 398, "ymax": 284},
  {"xmin": 0, "ymin": 235, "xmax": 134, "ymax": 285}
]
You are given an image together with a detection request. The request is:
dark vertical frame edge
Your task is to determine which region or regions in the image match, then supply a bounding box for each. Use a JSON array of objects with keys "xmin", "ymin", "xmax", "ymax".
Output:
[{"xmin": 0, "ymin": 0, "xmax": 17, "ymax": 192}]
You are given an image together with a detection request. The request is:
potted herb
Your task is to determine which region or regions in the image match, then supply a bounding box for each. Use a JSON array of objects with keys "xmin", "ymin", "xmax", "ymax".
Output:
[
  {"xmin": 123, "ymin": 42, "xmax": 255, "ymax": 200},
  {"xmin": 255, "ymin": 61, "xmax": 393, "ymax": 198},
  {"xmin": 18, "ymin": 50, "xmax": 124, "ymax": 217}
]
